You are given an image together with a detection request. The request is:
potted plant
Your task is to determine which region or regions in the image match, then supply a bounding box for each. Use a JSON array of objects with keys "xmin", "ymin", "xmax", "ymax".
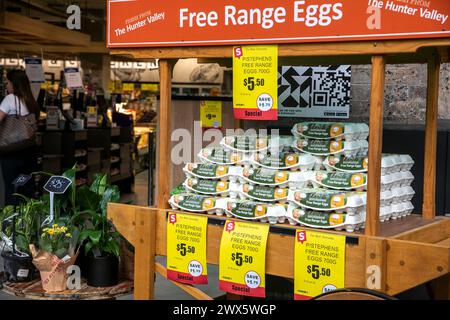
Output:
[
  {"xmin": 0, "ymin": 196, "xmax": 46, "ymax": 282},
  {"xmin": 77, "ymin": 174, "xmax": 121, "ymax": 287},
  {"xmin": 30, "ymin": 222, "xmax": 80, "ymax": 292}
]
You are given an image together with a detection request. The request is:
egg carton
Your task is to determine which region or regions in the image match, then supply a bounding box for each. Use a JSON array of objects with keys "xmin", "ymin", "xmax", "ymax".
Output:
[
  {"xmin": 236, "ymin": 166, "xmax": 312, "ymax": 188},
  {"xmin": 293, "ymin": 138, "xmax": 368, "ymax": 157},
  {"xmin": 220, "ymin": 135, "xmax": 294, "ymax": 153},
  {"xmin": 249, "ymin": 151, "xmax": 316, "ymax": 171},
  {"xmin": 198, "ymin": 147, "xmax": 250, "ymax": 166},
  {"xmin": 380, "ymin": 171, "xmax": 414, "ymax": 191},
  {"xmin": 381, "ymin": 154, "xmax": 414, "ymax": 174},
  {"xmin": 286, "ymin": 204, "xmax": 365, "ymax": 233},
  {"xmin": 292, "ymin": 122, "xmax": 369, "ymax": 141},
  {"xmin": 380, "ymin": 190, "xmax": 394, "ymax": 207},
  {"xmin": 288, "ymin": 188, "xmax": 366, "ymax": 215},
  {"xmin": 309, "ymin": 171, "xmax": 367, "ymax": 191},
  {"xmin": 183, "ymin": 178, "xmax": 239, "ymax": 197},
  {"xmin": 379, "ymin": 202, "xmax": 414, "ymax": 222},
  {"xmin": 183, "ymin": 163, "xmax": 242, "ymax": 181},
  {"xmin": 323, "ymin": 155, "xmax": 368, "ymax": 173},
  {"xmin": 224, "ymin": 200, "xmax": 288, "ymax": 225},
  {"xmin": 390, "ymin": 186, "xmax": 415, "ymax": 204},
  {"xmin": 169, "ymin": 193, "xmax": 230, "ymax": 215},
  {"xmin": 234, "ymin": 183, "xmax": 290, "ymax": 203}
]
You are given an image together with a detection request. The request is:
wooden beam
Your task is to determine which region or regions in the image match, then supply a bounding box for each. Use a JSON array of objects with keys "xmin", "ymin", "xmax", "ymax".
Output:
[
  {"xmin": 134, "ymin": 208, "xmax": 156, "ymax": 300},
  {"xmin": 386, "ymin": 239, "xmax": 449, "ymax": 295},
  {"xmin": 422, "ymin": 53, "xmax": 441, "ymax": 220},
  {"xmin": 107, "ymin": 202, "xmax": 137, "ymax": 246},
  {"xmin": 0, "ymin": 11, "xmax": 90, "ymax": 47},
  {"xmin": 155, "ymin": 209, "xmax": 367, "ymax": 288},
  {"xmin": 154, "ymin": 263, "xmax": 214, "ymax": 300},
  {"xmin": 1, "ymin": 42, "xmax": 109, "ymax": 55},
  {"xmin": 110, "ymin": 38, "xmax": 450, "ymax": 60},
  {"xmin": 156, "ymin": 60, "xmax": 174, "ymax": 209},
  {"xmin": 365, "ymin": 238, "xmax": 387, "ymax": 292},
  {"xmin": 366, "ymin": 56, "xmax": 386, "ymax": 237}
]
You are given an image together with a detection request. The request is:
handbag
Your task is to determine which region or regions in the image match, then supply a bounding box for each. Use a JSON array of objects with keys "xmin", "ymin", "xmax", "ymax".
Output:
[{"xmin": 0, "ymin": 96, "xmax": 37, "ymax": 153}]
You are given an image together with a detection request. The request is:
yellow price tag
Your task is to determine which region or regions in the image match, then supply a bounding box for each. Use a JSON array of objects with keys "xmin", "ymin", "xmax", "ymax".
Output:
[
  {"xmin": 123, "ymin": 83, "xmax": 135, "ymax": 91},
  {"xmin": 219, "ymin": 220, "xmax": 269, "ymax": 298},
  {"xmin": 294, "ymin": 230, "xmax": 346, "ymax": 300},
  {"xmin": 141, "ymin": 83, "xmax": 158, "ymax": 92},
  {"xmin": 200, "ymin": 101, "xmax": 222, "ymax": 128},
  {"xmin": 167, "ymin": 213, "xmax": 208, "ymax": 285},
  {"xmin": 233, "ymin": 45, "xmax": 278, "ymax": 120}
]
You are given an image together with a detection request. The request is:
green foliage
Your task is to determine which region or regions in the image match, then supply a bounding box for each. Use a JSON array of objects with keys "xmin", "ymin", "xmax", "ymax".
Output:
[{"xmin": 78, "ymin": 174, "xmax": 121, "ymax": 258}]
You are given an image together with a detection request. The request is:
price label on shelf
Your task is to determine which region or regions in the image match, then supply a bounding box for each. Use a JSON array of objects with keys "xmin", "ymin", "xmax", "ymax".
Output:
[
  {"xmin": 167, "ymin": 213, "xmax": 208, "ymax": 285},
  {"xmin": 123, "ymin": 83, "xmax": 135, "ymax": 91},
  {"xmin": 200, "ymin": 101, "xmax": 222, "ymax": 128},
  {"xmin": 233, "ymin": 45, "xmax": 278, "ymax": 121},
  {"xmin": 294, "ymin": 230, "xmax": 346, "ymax": 300},
  {"xmin": 219, "ymin": 220, "xmax": 269, "ymax": 298},
  {"xmin": 141, "ymin": 83, "xmax": 158, "ymax": 92}
]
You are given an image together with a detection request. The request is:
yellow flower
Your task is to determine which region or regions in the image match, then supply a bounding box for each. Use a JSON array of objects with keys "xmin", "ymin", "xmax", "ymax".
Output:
[
  {"xmin": 66, "ymin": 233, "xmax": 72, "ymax": 238},
  {"xmin": 52, "ymin": 224, "xmax": 58, "ymax": 228},
  {"xmin": 48, "ymin": 229, "xmax": 55, "ymax": 236}
]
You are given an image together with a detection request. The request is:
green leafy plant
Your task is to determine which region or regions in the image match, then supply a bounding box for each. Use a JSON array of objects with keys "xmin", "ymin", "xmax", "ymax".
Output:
[
  {"xmin": 78, "ymin": 174, "xmax": 121, "ymax": 258},
  {"xmin": 0, "ymin": 195, "xmax": 47, "ymax": 255}
]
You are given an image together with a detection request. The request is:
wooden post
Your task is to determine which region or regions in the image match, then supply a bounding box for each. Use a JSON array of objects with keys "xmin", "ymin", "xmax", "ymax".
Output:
[
  {"xmin": 157, "ymin": 60, "xmax": 173, "ymax": 209},
  {"xmin": 365, "ymin": 238, "xmax": 387, "ymax": 292},
  {"xmin": 422, "ymin": 54, "xmax": 440, "ymax": 220},
  {"xmin": 134, "ymin": 208, "xmax": 156, "ymax": 300},
  {"xmin": 365, "ymin": 56, "xmax": 386, "ymax": 237}
]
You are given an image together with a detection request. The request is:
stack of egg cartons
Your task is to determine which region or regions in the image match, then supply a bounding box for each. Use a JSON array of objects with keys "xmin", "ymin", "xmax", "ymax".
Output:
[
  {"xmin": 285, "ymin": 122, "xmax": 370, "ymax": 232},
  {"xmin": 379, "ymin": 154, "xmax": 415, "ymax": 222}
]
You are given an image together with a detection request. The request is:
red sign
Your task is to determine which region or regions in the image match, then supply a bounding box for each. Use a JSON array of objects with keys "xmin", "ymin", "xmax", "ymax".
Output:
[{"xmin": 108, "ymin": 0, "xmax": 450, "ymax": 48}]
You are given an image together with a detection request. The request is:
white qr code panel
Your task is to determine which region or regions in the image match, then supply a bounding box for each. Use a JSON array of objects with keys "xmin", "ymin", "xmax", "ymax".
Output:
[{"xmin": 278, "ymin": 66, "xmax": 351, "ymax": 119}]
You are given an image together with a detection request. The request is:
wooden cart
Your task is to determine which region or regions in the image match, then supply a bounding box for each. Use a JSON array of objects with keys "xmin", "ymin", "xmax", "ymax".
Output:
[{"xmin": 107, "ymin": 38, "xmax": 450, "ymax": 300}]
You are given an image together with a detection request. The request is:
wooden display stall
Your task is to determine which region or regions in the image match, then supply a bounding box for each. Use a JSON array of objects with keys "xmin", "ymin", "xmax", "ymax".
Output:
[{"xmin": 106, "ymin": 1, "xmax": 450, "ymax": 300}]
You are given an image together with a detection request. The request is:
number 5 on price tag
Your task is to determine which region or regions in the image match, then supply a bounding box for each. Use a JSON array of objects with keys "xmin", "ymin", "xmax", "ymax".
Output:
[
  {"xmin": 167, "ymin": 213, "xmax": 208, "ymax": 285},
  {"xmin": 294, "ymin": 230, "xmax": 346, "ymax": 300}
]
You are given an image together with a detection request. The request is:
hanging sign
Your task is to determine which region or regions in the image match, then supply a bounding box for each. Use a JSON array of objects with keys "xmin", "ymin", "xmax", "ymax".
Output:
[
  {"xmin": 200, "ymin": 101, "xmax": 222, "ymax": 128},
  {"xmin": 219, "ymin": 220, "xmax": 269, "ymax": 298},
  {"xmin": 233, "ymin": 45, "xmax": 278, "ymax": 120},
  {"xmin": 294, "ymin": 230, "xmax": 346, "ymax": 300},
  {"xmin": 64, "ymin": 67, "xmax": 83, "ymax": 89},
  {"xmin": 24, "ymin": 58, "xmax": 45, "ymax": 83},
  {"xmin": 167, "ymin": 213, "xmax": 209, "ymax": 285},
  {"xmin": 12, "ymin": 174, "xmax": 32, "ymax": 188},
  {"xmin": 108, "ymin": 0, "xmax": 450, "ymax": 48}
]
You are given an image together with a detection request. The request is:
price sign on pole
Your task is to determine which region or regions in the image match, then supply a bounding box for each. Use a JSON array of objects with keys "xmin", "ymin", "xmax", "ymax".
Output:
[
  {"xmin": 233, "ymin": 45, "xmax": 278, "ymax": 121},
  {"xmin": 219, "ymin": 220, "xmax": 269, "ymax": 298},
  {"xmin": 294, "ymin": 230, "xmax": 346, "ymax": 300},
  {"xmin": 167, "ymin": 213, "xmax": 208, "ymax": 285}
]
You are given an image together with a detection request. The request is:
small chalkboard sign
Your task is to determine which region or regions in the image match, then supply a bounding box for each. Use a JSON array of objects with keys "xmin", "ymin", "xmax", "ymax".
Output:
[
  {"xmin": 12, "ymin": 174, "xmax": 32, "ymax": 187},
  {"xmin": 43, "ymin": 176, "xmax": 72, "ymax": 194}
]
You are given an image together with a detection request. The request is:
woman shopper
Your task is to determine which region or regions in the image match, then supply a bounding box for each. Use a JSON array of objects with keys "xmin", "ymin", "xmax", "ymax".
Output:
[{"xmin": 0, "ymin": 69, "xmax": 39, "ymax": 205}]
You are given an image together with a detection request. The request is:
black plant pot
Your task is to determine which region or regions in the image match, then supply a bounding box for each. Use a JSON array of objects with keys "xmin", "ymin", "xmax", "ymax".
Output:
[
  {"xmin": 87, "ymin": 254, "xmax": 119, "ymax": 287},
  {"xmin": 1, "ymin": 251, "xmax": 36, "ymax": 283},
  {"xmin": 74, "ymin": 245, "xmax": 88, "ymax": 278}
]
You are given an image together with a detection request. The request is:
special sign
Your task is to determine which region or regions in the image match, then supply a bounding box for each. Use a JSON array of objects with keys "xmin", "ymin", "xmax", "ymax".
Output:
[
  {"xmin": 294, "ymin": 230, "xmax": 346, "ymax": 300},
  {"xmin": 167, "ymin": 213, "xmax": 209, "ymax": 285},
  {"xmin": 219, "ymin": 221, "xmax": 270, "ymax": 298},
  {"xmin": 108, "ymin": 0, "xmax": 450, "ymax": 48}
]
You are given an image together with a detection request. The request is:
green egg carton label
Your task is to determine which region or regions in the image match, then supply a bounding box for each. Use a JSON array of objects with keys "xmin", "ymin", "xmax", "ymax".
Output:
[
  {"xmin": 295, "ymin": 192, "xmax": 347, "ymax": 210},
  {"xmin": 297, "ymin": 139, "xmax": 344, "ymax": 155},
  {"xmin": 291, "ymin": 209, "xmax": 346, "ymax": 227},
  {"xmin": 243, "ymin": 169, "xmax": 290, "ymax": 185},
  {"xmin": 189, "ymin": 164, "xmax": 228, "ymax": 178},
  {"xmin": 173, "ymin": 195, "xmax": 216, "ymax": 211},
  {"xmin": 316, "ymin": 172, "xmax": 366, "ymax": 189},
  {"xmin": 297, "ymin": 123, "xmax": 344, "ymax": 139},
  {"xmin": 244, "ymin": 185, "xmax": 288, "ymax": 201},
  {"xmin": 189, "ymin": 180, "xmax": 228, "ymax": 194},
  {"xmin": 331, "ymin": 156, "xmax": 368, "ymax": 172}
]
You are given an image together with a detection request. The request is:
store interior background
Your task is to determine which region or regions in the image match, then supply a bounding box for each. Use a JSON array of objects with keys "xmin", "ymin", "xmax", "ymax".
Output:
[{"xmin": 0, "ymin": 0, "xmax": 449, "ymax": 299}]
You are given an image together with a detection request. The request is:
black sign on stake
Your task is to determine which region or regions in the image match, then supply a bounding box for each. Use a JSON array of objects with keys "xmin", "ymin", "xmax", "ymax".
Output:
[
  {"xmin": 12, "ymin": 174, "xmax": 32, "ymax": 187},
  {"xmin": 43, "ymin": 176, "xmax": 72, "ymax": 194}
]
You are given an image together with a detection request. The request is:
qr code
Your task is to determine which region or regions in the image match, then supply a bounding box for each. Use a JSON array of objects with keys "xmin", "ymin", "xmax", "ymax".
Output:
[{"xmin": 278, "ymin": 65, "xmax": 351, "ymax": 110}]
